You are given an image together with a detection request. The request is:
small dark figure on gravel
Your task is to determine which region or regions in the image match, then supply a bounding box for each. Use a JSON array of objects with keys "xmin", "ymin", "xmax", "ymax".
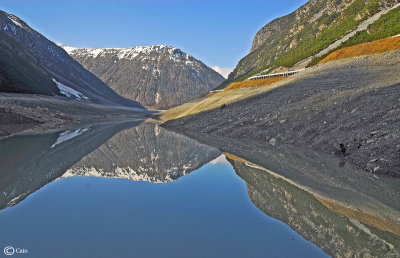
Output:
[
  {"xmin": 340, "ymin": 143, "xmax": 346, "ymax": 155},
  {"xmin": 220, "ymin": 104, "xmax": 227, "ymax": 110}
]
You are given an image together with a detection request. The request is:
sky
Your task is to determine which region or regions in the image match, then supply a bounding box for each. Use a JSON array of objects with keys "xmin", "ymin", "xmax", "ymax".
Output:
[{"xmin": 0, "ymin": 0, "xmax": 307, "ymax": 75}]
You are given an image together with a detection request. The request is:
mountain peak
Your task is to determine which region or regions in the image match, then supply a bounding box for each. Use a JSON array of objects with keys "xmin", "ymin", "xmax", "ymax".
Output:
[
  {"xmin": 64, "ymin": 44, "xmax": 224, "ymax": 109},
  {"xmin": 60, "ymin": 44, "xmax": 195, "ymax": 64}
]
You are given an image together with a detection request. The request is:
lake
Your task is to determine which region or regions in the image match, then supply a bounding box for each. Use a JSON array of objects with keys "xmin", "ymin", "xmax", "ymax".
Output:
[{"xmin": 0, "ymin": 120, "xmax": 398, "ymax": 257}]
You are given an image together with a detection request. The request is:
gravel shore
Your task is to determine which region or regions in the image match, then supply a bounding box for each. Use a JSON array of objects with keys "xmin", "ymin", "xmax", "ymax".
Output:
[
  {"xmin": 0, "ymin": 93, "xmax": 151, "ymax": 137},
  {"xmin": 163, "ymin": 50, "xmax": 400, "ymax": 177}
]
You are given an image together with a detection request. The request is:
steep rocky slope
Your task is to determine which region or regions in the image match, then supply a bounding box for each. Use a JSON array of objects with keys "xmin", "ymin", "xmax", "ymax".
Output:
[
  {"xmin": 0, "ymin": 10, "xmax": 142, "ymax": 108},
  {"xmin": 64, "ymin": 45, "xmax": 224, "ymax": 109},
  {"xmin": 225, "ymin": 0, "xmax": 399, "ymax": 84},
  {"xmin": 163, "ymin": 50, "xmax": 400, "ymax": 177}
]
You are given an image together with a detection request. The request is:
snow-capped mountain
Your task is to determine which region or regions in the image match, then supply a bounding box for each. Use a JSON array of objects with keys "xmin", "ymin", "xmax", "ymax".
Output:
[
  {"xmin": 0, "ymin": 10, "xmax": 142, "ymax": 108},
  {"xmin": 63, "ymin": 45, "xmax": 225, "ymax": 109}
]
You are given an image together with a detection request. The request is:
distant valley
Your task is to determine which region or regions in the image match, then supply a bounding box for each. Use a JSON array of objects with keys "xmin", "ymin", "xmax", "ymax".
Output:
[{"xmin": 0, "ymin": 9, "xmax": 225, "ymax": 137}]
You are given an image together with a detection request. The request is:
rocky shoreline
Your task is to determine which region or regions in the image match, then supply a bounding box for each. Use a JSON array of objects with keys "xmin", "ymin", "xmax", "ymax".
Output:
[{"xmin": 0, "ymin": 93, "xmax": 151, "ymax": 138}]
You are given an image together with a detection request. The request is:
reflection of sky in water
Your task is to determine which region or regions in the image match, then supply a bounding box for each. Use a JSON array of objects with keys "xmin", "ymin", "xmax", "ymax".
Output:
[{"xmin": 0, "ymin": 159, "xmax": 327, "ymax": 258}]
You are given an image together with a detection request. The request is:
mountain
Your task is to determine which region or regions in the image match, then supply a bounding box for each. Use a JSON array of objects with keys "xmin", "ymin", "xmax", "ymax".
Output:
[
  {"xmin": 63, "ymin": 45, "xmax": 225, "ymax": 109},
  {"xmin": 226, "ymin": 0, "xmax": 400, "ymax": 84},
  {"xmin": 0, "ymin": 10, "xmax": 142, "ymax": 108}
]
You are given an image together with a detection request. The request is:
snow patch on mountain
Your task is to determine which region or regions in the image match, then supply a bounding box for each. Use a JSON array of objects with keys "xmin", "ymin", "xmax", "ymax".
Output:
[
  {"xmin": 3, "ymin": 24, "xmax": 16, "ymax": 34},
  {"xmin": 52, "ymin": 78, "xmax": 89, "ymax": 100},
  {"xmin": 58, "ymin": 45, "xmax": 77, "ymax": 54},
  {"xmin": 6, "ymin": 14, "xmax": 24, "ymax": 28}
]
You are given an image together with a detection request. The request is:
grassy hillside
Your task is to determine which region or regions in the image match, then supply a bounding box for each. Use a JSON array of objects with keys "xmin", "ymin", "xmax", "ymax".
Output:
[
  {"xmin": 342, "ymin": 4, "xmax": 400, "ymax": 45},
  {"xmin": 310, "ymin": 4, "xmax": 400, "ymax": 65},
  {"xmin": 226, "ymin": 0, "xmax": 399, "ymax": 85}
]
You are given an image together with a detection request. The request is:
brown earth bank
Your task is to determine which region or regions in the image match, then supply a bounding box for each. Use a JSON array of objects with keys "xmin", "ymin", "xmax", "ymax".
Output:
[
  {"xmin": 162, "ymin": 49, "xmax": 400, "ymax": 178},
  {"xmin": 319, "ymin": 35, "xmax": 400, "ymax": 64},
  {"xmin": 0, "ymin": 93, "xmax": 151, "ymax": 138},
  {"xmin": 225, "ymin": 76, "xmax": 287, "ymax": 90}
]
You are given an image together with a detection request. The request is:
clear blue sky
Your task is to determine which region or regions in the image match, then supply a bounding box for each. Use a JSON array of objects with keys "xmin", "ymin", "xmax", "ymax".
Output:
[{"xmin": 0, "ymin": 0, "xmax": 307, "ymax": 69}]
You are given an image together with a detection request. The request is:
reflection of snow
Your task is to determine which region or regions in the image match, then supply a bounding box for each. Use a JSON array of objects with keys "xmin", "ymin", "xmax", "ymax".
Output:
[
  {"xmin": 63, "ymin": 166, "xmax": 168, "ymax": 183},
  {"xmin": 154, "ymin": 125, "xmax": 160, "ymax": 136},
  {"xmin": 51, "ymin": 128, "xmax": 89, "ymax": 148},
  {"xmin": 52, "ymin": 79, "xmax": 89, "ymax": 100},
  {"xmin": 210, "ymin": 154, "xmax": 228, "ymax": 165}
]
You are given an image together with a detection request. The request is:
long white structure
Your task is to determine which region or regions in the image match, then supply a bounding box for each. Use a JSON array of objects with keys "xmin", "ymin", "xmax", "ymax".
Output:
[{"xmin": 247, "ymin": 69, "xmax": 305, "ymax": 81}]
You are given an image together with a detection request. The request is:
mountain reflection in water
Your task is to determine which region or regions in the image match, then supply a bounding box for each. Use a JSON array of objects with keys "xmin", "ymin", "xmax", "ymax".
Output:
[
  {"xmin": 0, "ymin": 120, "xmax": 220, "ymax": 209},
  {"xmin": 226, "ymin": 154, "xmax": 400, "ymax": 257},
  {"xmin": 0, "ymin": 120, "xmax": 398, "ymax": 257},
  {"xmin": 64, "ymin": 122, "xmax": 221, "ymax": 183}
]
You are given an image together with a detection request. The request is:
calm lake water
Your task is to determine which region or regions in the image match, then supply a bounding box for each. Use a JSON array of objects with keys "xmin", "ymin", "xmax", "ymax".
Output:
[{"xmin": 0, "ymin": 120, "xmax": 399, "ymax": 257}]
